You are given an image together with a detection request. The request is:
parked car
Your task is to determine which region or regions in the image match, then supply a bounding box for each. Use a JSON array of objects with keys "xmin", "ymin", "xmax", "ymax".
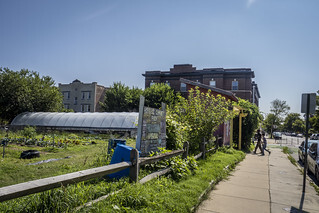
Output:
[
  {"xmin": 273, "ymin": 132, "xmax": 282, "ymax": 139},
  {"xmin": 298, "ymin": 140, "xmax": 319, "ymax": 163},
  {"xmin": 297, "ymin": 133, "xmax": 303, "ymax": 137},
  {"xmin": 310, "ymin": 133, "xmax": 319, "ymax": 140},
  {"xmin": 307, "ymin": 142, "xmax": 319, "ymax": 181}
]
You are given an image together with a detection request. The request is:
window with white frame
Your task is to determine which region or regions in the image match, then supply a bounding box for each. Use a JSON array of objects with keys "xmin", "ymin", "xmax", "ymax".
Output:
[
  {"xmin": 81, "ymin": 104, "xmax": 91, "ymax": 112},
  {"xmin": 209, "ymin": 79, "xmax": 216, "ymax": 87},
  {"xmin": 150, "ymin": 80, "xmax": 155, "ymax": 86},
  {"xmin": 74, "ymin": 97, "xmax": 78, "ymax": 105},
  {"xmin": 232, "ymin": 79, "xmax": 238, "ymax": 90},
  {"xmin": 81, "ymin": 92, "xmax": 85, "ymax": 100},
  {"xmin": 87, "ymin": 91, "xmax": 91, "ymax": 100},
  {"xmin": 165, "ymin": 81, "xmax": 170, "ymax": 86},
  {"xmin": 181, "ymin": 83, "xmax": 187, "ymax": 92}
]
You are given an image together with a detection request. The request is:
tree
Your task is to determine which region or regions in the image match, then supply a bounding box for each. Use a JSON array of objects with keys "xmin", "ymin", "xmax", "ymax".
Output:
[
  {"xmin": 0, "ymin": 68, "xmax": 63, "ymax": 122},
  {"xmin": 269, "ymin": 99, "xmax": 290, "ymax": 137},
  {"xmin": 292, "ymin": 119, "xmax": 305, "ymax": 134},
  {"xmin": 283, "ymin": 113, "xmax": 303, "ymax": 133},
  {"xmin": 270, "ymin": 99, "xmax": 290, "ymax": 120},
  {"xmin": 232, "ymin": 98, "xmax": 261, "ymax": 151},
  {"xmin": 263, "ymin": 113, "xmax": 280, "ymax": 137},
  {"xmin": 101, "ymin": 82, "xmax": 141, "ymax": 112},
  {"xmin": 309, "ymin": 91, "xmax": 319, "ymax": 133},
  {"xmin": 143, "ymin": 83, "xmax": 177, "ymax": 109},
  {"xmin": 167, "ymin": 87, "xmax": 234, "ymax": 153}
]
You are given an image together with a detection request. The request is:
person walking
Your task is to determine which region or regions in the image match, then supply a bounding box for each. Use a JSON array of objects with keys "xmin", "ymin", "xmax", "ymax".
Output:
[
  {"xmin": 253, "ymin": 129, "xmax": 264, "ymax": 155},
  {"xmin": 262, "ymin": 132, "xmax": 271, "ymax": 154}
]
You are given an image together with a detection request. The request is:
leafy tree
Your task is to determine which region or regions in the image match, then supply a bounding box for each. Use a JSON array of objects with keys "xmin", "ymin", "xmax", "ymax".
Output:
[
  {"xmin": 309, "ymin": 91, "xmax": 319, "ymax": 133},
  {"xmin": 127, "ymin": 87, "xmax": 143, "ymax": 111},
  {"xmin": 268, "ymin": 99, "xmax": 290, "ymax": 137},
  {"xmin": 143, "ymin": 83, "xmax": 177, "ymax": 109},
  {"xmin": 101, "ymin": 82, "xmax": 138, "ymax": 112},
  {"xmin": 263, "ymin": 113, "xmax": 280, "ymax": 137},
  {"xmin": 270, "ymin": 99, "xmax": 290, "ymax": 120},
  {"xmin": 292, "ymin": 119, "xmax": 305, "ymax": 134},
  {"xmin": 0, "ymin": 68, "xmax": 63, "ymax": 122},
  {"xmin": 283, "ymin": 113, "xmax": 303, "ymax": 133},
  {"xmin": 167, "ymin": 87, "xmax": 234, "ymax": 153},
  {"xmin": 232, "ymin": 98, "xmax": 261, "ymax": 151}
]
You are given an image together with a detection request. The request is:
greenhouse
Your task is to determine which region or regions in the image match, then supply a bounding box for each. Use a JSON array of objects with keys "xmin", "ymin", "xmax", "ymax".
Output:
[{"xmin": 10, "ymin": 112, "xmax": 139, "ymax": 134}]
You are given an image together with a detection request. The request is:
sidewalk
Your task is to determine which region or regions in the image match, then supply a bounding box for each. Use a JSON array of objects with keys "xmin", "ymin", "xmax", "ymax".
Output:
[{"xmin": 196, "ymin": 148, "xmax": 319, "ymax": 213}]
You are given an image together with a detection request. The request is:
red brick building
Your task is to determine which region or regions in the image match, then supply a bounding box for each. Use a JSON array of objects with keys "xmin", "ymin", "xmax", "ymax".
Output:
[{"xmin": 143, "ymin": 64, "xmax": 260, "ymax": 106}]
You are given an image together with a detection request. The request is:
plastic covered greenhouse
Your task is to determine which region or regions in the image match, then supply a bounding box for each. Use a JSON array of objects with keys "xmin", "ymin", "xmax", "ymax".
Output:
[{"xmin": 10, "ymin": 112, "xmax": 139, "ymax": 134}]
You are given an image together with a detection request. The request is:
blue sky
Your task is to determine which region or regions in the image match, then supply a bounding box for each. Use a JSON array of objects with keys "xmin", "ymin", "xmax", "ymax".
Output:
[{"xmin": 1, "ymin": 0, "xmax": 318, "ymax": 115}]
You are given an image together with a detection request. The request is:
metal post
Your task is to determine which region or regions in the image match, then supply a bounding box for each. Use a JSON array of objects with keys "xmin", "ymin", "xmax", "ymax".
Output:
[{"xmin": 303, "ymin": 94, "xmax": 310, "ymax": 193}]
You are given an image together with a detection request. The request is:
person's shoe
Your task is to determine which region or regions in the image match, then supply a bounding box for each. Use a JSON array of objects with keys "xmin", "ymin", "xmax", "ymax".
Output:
[
  {"xmin": 269, "ymin": 151, "xmax": 271, "ymax": 155},
  {"xmin": 253, "ymin": 151, "xmax": 256, "ymax": 154}
]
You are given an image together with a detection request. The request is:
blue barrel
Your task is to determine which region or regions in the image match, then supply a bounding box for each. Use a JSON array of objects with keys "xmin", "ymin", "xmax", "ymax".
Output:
[
  {"xmin": 107, "ymin": 139, "xmax": 127, "ymax": 154},
  {"xmin": 108, "ymin": 144, "xmax": 133, "ymax": 179}
]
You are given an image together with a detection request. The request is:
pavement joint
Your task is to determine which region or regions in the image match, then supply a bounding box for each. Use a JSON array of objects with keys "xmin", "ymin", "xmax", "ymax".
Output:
[{"xmin": 196, "ymin": 144, "xmax": 319, "ymax": 213}]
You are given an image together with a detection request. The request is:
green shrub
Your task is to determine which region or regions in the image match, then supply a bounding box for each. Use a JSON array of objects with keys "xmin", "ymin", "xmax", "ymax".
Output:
[{"xmin": 21, "ymin": 126, "xmax": 36, "ymax": 139}]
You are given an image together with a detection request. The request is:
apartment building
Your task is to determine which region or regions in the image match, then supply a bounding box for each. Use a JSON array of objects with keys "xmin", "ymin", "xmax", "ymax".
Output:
[
  {"xmin": 143, "ymin": 64, "xmax": 260, "ymax": 106},
  {"xmin": 58, "ymin": 79, "xmax": 107, "ymax": 112}
]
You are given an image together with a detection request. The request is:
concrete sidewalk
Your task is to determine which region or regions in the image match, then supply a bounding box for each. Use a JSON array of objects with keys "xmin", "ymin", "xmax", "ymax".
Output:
[{"xmin": 196, "ymin": 148, "xmax": 319, "ymax": 213}]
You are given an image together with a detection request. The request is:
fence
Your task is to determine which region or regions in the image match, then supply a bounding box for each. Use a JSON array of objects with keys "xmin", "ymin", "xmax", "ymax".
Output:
[
  {"xmin": 0, "ymin": 141, "xmax": 212, "ymax": 202},
  {"xmin": 274, "ymin": 136, "xmax": 303, "ymax": 148}
]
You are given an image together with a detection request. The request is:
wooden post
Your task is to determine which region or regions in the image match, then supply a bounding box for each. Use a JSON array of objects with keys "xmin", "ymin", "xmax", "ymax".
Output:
[
  {"xmin": 136, "ymin": 95, "xmax": 145, "ymax": 151},
  {"xmin": 200, "ymin": 141, "xmax": 206, "ymax": 159},
  {"xmin": 182, "ymin": 142, "xmax": 189, "ymax": 159},
  {"xmin": 230, "ymin": 118, "xmax": 233, "ymax": 147},
  {"xmin": 239, "ymin": 114, "xmax": 242, "ymax": 150},
  {"xmin": 129, "ymin": 149, "xmax": 139, "ymax": 182}
]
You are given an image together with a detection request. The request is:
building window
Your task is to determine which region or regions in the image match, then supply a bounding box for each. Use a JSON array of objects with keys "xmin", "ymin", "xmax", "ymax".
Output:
[
  {"xmin": 150, "ymin": 80, "xmax": 155, "ymax": 86},
  {"xmin": 181, "ymin": 83, "xmax": 187, "ymax": 92},
  {"xmin": 232, "ymin": 79, "xmax": 238, "ymax": 90},
  {"xmin": 81, "ymin": 91, "xmax": 91, "ymax": 100},
  {"xmin": 64, "ymin": 104, "xmax": 70, "ymax": 109},
  {"xmin": 165, "ymin": 81, "xmax": 170, "ymax": 87},
  {"xmin": 209, "ymin": 79, "xmax": 216, "ymax": 87},
  {"xmin": 74, "ymin": 97, "xmax": 78, "ymax": 105},
  {"xmin": 81, "ymin": 104, "xmax": 91, "ymax": 112},
  {"xmin": 63, "ymin": 91, "xmax": 70, "ymax": 100}
]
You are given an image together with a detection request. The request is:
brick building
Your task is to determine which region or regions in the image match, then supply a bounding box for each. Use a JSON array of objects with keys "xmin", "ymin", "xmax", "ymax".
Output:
[
  {"xmin": 143, "ymin": 64, "xmax": 260, "ymax": 106},
  {"xmin": 58, "ymin": 79, "xmax": 107, "ymax": 112}
]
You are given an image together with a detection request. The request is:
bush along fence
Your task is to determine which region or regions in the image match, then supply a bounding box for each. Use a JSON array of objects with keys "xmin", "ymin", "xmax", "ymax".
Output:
[{"xmin": 0, "ymin": 141, "xmax": 212, "ymax": 203}]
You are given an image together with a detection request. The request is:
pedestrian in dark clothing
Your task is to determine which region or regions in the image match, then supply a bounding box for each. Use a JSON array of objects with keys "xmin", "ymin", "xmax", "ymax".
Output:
[
  {"xmin": 262, "ymin": 132, "xmax": 271, "ymax": 154},
  {"xmin": 253, "ymin": 129, "xmax": 264, "ymax": 155}
]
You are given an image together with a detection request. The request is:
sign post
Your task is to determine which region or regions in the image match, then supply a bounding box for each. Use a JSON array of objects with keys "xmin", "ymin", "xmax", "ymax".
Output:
[{"xmin": 301, "ymin": 93, "xmax": 316, "ymax": 193}]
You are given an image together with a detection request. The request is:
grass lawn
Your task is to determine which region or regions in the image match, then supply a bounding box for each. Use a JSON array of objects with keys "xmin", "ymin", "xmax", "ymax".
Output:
[
  {"xmin": 1, "ymin": 146, "xmax": 245, "ymax": 212},
  {"xmin": 0, "ymin": 133, "xmax": 136, "ymax": 187}
]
